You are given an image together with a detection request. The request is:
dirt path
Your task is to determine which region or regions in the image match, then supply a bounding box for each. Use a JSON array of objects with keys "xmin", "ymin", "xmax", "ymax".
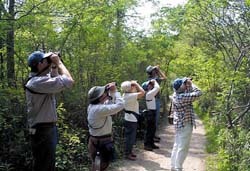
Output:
[{"xmin": 110, "ymin": 116, "xmax": 207, "ymax": 171}]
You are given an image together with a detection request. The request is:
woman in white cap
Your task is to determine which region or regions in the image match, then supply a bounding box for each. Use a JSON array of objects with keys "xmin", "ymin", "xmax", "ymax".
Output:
[{"xmin": 121, "ymin": 80, "xmax": 145, "ymax": 160}]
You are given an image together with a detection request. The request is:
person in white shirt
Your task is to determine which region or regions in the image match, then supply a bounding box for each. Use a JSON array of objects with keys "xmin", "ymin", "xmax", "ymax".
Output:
[
  {"xmin": 142, "ymin": 80, "xmax": 160, "ymax": 151},
  {"xmin": 87, "ymin": 82, "xmax": 125, "ymax": 171},
  {"xmin": 121, "ymin": 80, "xmax": 145, "ymax": 160}
]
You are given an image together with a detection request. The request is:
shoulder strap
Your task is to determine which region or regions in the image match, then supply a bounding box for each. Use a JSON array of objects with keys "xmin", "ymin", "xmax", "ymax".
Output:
[
  {"xmin": 88, "ymin": 117, "xmax": 108, "ymax": 130},
  {"xmin": 24, "ymin": 65, "xmax": 52, "ymax": 94},
  {"xmin": 87, "ymin": 107, "xmax": 109, "ymax": 130},
  {"xmin": 24, "ymin": 77, "xmax": 46, "ymax": 95},
  {"xmin": 124, "ymin": 109, "xmax": 140, "ymax": 118}
]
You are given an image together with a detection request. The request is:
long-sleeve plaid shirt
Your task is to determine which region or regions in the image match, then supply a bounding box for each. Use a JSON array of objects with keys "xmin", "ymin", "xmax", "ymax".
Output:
[{"xmin": 172, "ymin": 84, "xmax": 202, "ymax": 130}]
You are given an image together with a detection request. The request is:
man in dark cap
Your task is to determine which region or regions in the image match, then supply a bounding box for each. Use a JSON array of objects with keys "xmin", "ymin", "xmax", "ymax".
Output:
[
  {"xmin": 170, "ymin": 77, "xmax": 202, "ymax": 171},
  {"xmin": 141, "ymin": 80, "xmax": 160, "ymax": 151},
  {"xmin": 25, "ymin": 51, "xmax": 74, "ymax": 171},
  {"xmin": 146, "ymin": 65, "xmax": 166, "ymax": 142}
]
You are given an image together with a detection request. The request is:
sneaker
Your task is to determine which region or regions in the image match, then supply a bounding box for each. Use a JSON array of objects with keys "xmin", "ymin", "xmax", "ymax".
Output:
[
  {"xmin": 144, "ymin": 145, "xmax": 153, "ymax": 151},
  {"xmin": 131, "ymin": 152, "xmax": 137, "ymax": 157},
  {"xmin": 154, "ymin": 138, "xmax": 160, "ymax": 143},
  {"xmin": 154, "ymin": 136, "xmax": 161, "ymax": 140},
  {"xmin": 151, "ymin": 144, "xmax": 159, "ymax": 149},
  {"xmin": 175, "ymin": 169, "xmax": 183, "ymax": 171},
  {"xmin": 125, "ymin": 154, "xmax": 136, "ymax": 161}
]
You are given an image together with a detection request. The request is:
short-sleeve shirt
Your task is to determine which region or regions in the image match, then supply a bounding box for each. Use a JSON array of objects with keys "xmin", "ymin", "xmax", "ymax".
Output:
[
  {"xmin": 123, "ymin": 93, "xmax": 140, "ymax": 122},
  {"xmin": 148, "ymin": 76, "xmax": 163, "ymax": 99},
  {"xmin": 145, "ymin": 81, "xmax": 160, "ymax": 110}
]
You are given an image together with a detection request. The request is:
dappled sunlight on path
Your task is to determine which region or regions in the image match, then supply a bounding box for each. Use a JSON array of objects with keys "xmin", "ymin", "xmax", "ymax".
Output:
[{"xmin": 110, "ymin": 116, "xmax": 206, "ymax": 171}]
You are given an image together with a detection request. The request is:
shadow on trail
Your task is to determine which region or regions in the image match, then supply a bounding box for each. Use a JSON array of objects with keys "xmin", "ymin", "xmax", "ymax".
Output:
[{"xmin": 110, "ymin": 114, "xmax": 206, "ymax": 171}]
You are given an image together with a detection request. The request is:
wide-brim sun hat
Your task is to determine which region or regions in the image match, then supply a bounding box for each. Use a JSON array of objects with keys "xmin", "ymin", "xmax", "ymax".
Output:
[{"xmin": 88, "ymin": 86, "xmax": 106, "ymax": 102}]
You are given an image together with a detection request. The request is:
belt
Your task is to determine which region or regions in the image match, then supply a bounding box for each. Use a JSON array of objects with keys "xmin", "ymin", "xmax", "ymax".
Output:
[
  {"xmin": 90, "ymin": 134, "xmax": 112, "ymax": 139},
  {"xmin": 32, "ymin": 122, "xmax": 56, "ymax": 128}
]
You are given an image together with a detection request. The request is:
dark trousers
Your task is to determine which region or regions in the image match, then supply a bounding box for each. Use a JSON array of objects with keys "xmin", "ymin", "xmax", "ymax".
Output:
[
  {"xmin": 144, "ymin": 110, "xmax": 156, "ymax": 147},
  {"xmin": 88, "ymin": 136, "xmax": 113, "ymax": 171},
  {"xmin": 30, "ymin": 124, "xmax": 57, "ymax": 171},
  {"xmin": 124, "ymin": 121, "xmax": 137, "ymax": 155}
]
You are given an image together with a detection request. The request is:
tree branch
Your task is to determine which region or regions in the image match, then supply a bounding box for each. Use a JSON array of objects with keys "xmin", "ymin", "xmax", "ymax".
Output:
[{"xmin": 231, "ymin": 101, "xmax": 250, "ymax": 125}]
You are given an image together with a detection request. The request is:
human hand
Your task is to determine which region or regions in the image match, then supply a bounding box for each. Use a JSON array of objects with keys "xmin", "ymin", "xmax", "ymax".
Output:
[
  {"xmin": 149, "ymin": 79, "xmax": 155, "ymax": 84},
  {"xmin": 185, "ymin": 78, "xmax": 192, "ymax": 87},
  {"xmin": 105, "ymin": 82, "xmax": 117, "ymax": 92},
  {"xmin": 131, "ymin": 80, "xmax": 138, "ymax": 87},
  {"xmin": 49, "ymin": 53, "xmax": 61, "ymax": 65}
]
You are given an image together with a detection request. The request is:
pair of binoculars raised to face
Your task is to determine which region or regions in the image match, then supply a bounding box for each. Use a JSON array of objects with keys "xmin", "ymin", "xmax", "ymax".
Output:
[{"xmin": 46, "ymin": 52, "xmax": 62, "ymax": 64}]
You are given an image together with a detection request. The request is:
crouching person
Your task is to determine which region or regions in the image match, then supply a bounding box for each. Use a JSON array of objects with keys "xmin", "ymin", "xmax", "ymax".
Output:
[{"xmin": 87, "ymin": 82, "xmax": 125, "ymax": 171}]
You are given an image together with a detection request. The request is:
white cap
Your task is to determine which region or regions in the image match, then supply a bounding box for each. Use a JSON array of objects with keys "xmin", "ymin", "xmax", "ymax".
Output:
[{"xmin": 121, "ymin": 81, "xmax": 132, "ymax": 92}]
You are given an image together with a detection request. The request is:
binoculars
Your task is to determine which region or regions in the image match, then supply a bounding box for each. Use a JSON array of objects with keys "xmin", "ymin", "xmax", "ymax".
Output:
[
  {"xmin": 47, "ymin": 52, "xmax": 61, "ymax": 64},
  {"xmin": 105, "ymin": 82, "xmax": 117, "ymax": 91}
]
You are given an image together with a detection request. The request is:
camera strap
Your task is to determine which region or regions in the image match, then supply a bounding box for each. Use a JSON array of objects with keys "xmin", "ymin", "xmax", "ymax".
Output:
[
  {"xmin": 24, "ymin": 65, "xmax": 51, "ymax": 94},
  {"xmin": 88, "ymin": 117, "xmax": 108, "ymax": 130},
  {"xmin": 124, "ymin": 109, "xmax": 140, "ymax": 119}
]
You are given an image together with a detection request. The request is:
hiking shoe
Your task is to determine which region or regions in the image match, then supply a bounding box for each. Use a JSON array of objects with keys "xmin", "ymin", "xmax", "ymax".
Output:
[
  {"xmin": 125, "ymin": 154, "xmax": 136, "ymax": 161},
  {"xmin": 154, "ymin": 136, "xmax": 161, "ymax": 140},
  {"xmin": 144, "ymin": 146, "xmax": 153, "ymax": 151},
  {"xmin": 131, "ymin": 152, "xmax": 137, "ymax": 157},
  {"xmin": 176, "ymin": 169, "xmax": 183, "ymax": 171},
  {"xmin": 154, "ymin": 138, "xmax": 160, "ymax": 143},
  {"xmin": 152, "ymin": 144, "xmax": 159, "ymax": 149}
]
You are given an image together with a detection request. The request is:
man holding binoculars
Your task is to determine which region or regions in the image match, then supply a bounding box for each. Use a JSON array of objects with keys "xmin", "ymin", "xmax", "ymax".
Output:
[
  {"xmin": 87, "ymin": 82, "xmax": 125, "ymax": 171},
  {"xmin": 25, "ymin": 51, "xmax": 74, "ymax": 171},
  {"xmin": 170, "ymin": 77, "xmax": 202, "ymax": 171}
]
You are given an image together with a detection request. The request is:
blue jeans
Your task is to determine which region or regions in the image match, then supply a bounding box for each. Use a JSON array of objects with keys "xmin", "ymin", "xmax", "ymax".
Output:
[
  {"xmin": 31, "ymin": 125, "xmax": 58, "ymax": 171},
  {"xmin": 124, "ymin": 121, "xmax": 137, "ymax": 155}
]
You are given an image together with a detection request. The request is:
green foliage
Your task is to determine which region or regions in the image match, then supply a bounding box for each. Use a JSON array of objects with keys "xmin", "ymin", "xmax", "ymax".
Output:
[
  {"xmin": 205, "ymin": 121, "xmax": 250, "ymax": 171},
  {"xmin": 158, "ymin": 0, "xmax": 250, "ymax": 170},
  {"xmin": 0, "ymin": 88, "xmax": 31, "ymax": 171},
  {"xmin": 55, "ymin": 103, "xmax": 89, "ymax": 171}
]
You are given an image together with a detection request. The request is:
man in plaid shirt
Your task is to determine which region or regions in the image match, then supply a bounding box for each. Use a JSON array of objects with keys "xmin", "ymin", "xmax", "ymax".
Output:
[{"xmin": 170, "ymin": 77, "xmax": 202, "ymax": 171}]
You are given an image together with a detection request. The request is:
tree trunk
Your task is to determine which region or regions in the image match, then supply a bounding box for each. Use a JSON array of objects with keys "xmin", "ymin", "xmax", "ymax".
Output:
[
  {"xmin": 113, "ymin": 8, "xmax": 123, "ymax": 65},
  {"xmin": 6, "ymin": 0, "xmax": 15, "ymax": 87},
  {"xmin": 0, "ymin": 0, "xmax": 4, "ymax": 85}
]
